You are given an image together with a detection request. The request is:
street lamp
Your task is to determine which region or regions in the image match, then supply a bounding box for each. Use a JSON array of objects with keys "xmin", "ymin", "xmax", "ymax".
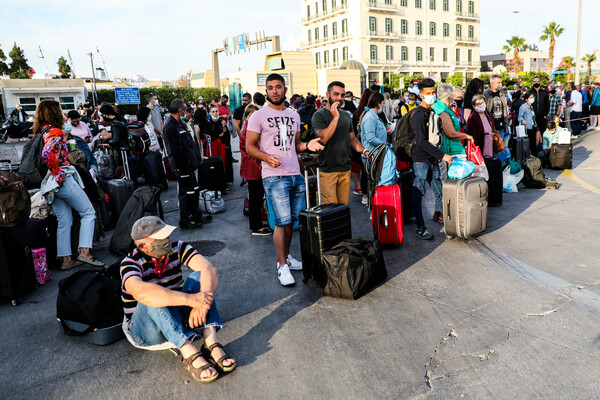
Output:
[{"xmin": 575, "ymin": 0, "xmax": 582, "ymax": 84}]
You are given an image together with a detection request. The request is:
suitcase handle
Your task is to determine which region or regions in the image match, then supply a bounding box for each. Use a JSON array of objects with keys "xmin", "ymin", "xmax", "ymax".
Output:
[
  {"xmin": 446, "ymin": 199, "xmax": 451, "ymax": 221},
  {"xmin": 304, "ymin": 162, "xmax": 321, "ymax": 209},
  {"xmin": 380, "ymin": 210, "xmax": 388, "ymax": 228}
]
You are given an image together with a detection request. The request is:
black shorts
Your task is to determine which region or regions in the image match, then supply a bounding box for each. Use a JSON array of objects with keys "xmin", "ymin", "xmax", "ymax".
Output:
[{"xmin": 590, "ymin": 105, "xmax": 600, "ymax": 115}]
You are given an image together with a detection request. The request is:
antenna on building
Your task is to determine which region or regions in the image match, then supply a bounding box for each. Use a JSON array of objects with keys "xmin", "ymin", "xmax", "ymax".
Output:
[
  {"xmin": 96, "ymin": 47, "xmax": 110, "ymax": 81},
  {"xmin": 67, "ymin": 49, "xmax": 77, "ymax": 78},
  {"xmin": 38, "ymin": 46, "xmax": 50, "ymax": 78}
]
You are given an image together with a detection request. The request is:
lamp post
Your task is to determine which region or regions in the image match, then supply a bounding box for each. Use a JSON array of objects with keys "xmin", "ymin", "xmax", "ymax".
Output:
[
  {"xmin": 574, "ymin": 0, "xmax": 582, "ymax": 85},
  {"xmin": 87, "ymin": 53, "xmax": 98, "ymax": 107}
]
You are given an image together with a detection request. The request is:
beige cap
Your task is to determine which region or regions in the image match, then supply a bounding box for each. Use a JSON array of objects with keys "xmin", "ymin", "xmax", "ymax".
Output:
[{"xmin": 131, "ymin": 216, "xmax": 176, "ymax": 241}]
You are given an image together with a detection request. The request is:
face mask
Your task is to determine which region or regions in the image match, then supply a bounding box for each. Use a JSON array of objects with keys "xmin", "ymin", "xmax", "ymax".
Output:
[
  {"xmin": 528, "ymin": 98, "xmax": 535, "ymax": 104},
  {"xmin": 154, "ymin": 100, "xmax": 159, "ymax": 106},
  {"xmin": 454, "ymin": 99, "xmax": 463, "ymax": 108},
  {"xmin": 408, "ymin": 100, "xmax": 415, "ymax": 106},
  {"xmin": 533, "ymin": 83, "xmax": 541, "ymax": 88},
  {"xmin": 180, "ymin": 112, "xmax": 187, "ymax": 121},
  {"xmin": 63, "ymin": 121, "xmax": 72, "ymax": 134},
  {"xmin": 404, "ymin": 95, "xmax": 409, "ymax": 101},
  {"xmin": 147, "ymin": 237, "xmax": 171, "ymax": 256},
  {"xmin": 474, "ymin": 104, "xmax": 486, "ymax": 113},
  {"xmin": 548, "ymin": 130, "xmax": 555, "ymax": 134},
  {"xmin": 211, "ymin": 115, "xmax": 219, "ymax": 121},
  {"xmin": 423, "ymin": 94, "xmax": 436, "ymax": 105}
]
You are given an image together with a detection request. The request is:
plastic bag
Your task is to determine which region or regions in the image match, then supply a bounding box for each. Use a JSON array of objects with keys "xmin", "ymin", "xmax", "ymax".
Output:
[
  {"xmin": 466, "ymin": 142, "xmax": 484, "ymax": 165},
  {"xmin": 516, "ymin": 125, "xmax": 527, "ymax": 138},
  {"xmin": 503, "ymin": 166, "xmax": 524, "ymax": 193},
  {"xmin": 473, "ymin": 161, "xmax": 489, "ymax": 181},
  {"xmin": 448, "ymin": 158, "xmax": 476, "ymax": 179},
  {"xmin": 32, "ymin": 248, "xmax": 52, "ymax": 285},
  {"xmin": 508, "ymin": 158, "xmax": 522, "ymax": 174},
  {"xmin": 495, "ymin": 147, "xmax": 511, "ymax": 162}
]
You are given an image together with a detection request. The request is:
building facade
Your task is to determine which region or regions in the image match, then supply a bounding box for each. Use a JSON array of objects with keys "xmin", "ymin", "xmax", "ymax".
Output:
[
  {"xmin": 481, "ymin": 51, "xmax": 550, "ymax": 74},
  {"xmin": 300, "ymin": 0, "xmax": 481, "ymax": 87}
]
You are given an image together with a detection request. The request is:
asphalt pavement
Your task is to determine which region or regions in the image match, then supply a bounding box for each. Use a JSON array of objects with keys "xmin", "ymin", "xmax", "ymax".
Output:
[{"xmin": 1, "ymin": 128, "xmax": 600, "ymax": 399}]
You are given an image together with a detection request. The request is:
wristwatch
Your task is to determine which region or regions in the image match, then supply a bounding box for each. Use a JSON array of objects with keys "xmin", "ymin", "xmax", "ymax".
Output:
[{"xmin": 362, "ymin": 149, "xmax": 368, "ymax": 156}]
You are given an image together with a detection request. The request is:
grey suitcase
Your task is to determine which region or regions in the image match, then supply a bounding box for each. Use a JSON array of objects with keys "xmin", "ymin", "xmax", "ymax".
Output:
[
  {"xmin": 107, "ymin": 179, "xmax": 135, "ymax": 222},
  {"xmin": 514, "ymin": 137, "xmax": 530, "ymax": 164},
  {"xmin": 443, "ymin": 176, "xmax": 488, "ymax": 239}
]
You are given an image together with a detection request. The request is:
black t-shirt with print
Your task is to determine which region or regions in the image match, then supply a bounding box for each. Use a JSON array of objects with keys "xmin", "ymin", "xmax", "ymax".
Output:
[{"xmin": 490, "ymin": 91, "xmax": 504, "ymax": 130}]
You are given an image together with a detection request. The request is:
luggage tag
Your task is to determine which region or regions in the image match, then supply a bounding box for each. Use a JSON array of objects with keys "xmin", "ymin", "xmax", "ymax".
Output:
[{"xmin": 279, "ymin": 124, "xmax": 288, "ymax": 153}]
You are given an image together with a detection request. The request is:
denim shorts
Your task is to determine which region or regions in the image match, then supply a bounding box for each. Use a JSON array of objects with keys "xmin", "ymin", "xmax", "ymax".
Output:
[{"xmin": 262, "ymin": 175, "xmax": 305, "ymax": 226}]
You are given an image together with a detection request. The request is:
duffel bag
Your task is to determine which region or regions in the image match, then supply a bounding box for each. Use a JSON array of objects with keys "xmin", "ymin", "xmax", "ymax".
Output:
[
  {"xmin": 0, "ymin": 171, "xmax": 31, "ymax": 228},
  {"xmin": 199, "ymin": 189, "xmax": 225, "ymax": 214},
  {"xmin": 322, "ymin": 238, "xmax": 387, "ymax": 300}
]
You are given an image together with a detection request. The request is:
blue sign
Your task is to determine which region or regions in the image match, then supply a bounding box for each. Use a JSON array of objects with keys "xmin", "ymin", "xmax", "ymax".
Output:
[
  {"xmin": 238, "ymin": 34, "xmax": 245, "ymax": 50},
  {"xmin": 114, "ymin": 87, "xmax": 140, "ymax": 105}
]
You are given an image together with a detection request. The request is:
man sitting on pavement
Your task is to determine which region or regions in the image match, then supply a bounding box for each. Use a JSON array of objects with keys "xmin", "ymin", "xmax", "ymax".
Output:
[
  {"xmin": 121, "ymin": 216, "xmax": 236, "ymax": 383},
  {"xmin": 311, "ymin": 81, "xmax": 368, "ymax": 205}
]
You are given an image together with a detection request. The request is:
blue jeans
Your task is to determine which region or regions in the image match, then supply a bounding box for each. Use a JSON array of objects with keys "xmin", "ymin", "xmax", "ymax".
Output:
[
  {"xmin": 128, "ymin": 272, "xmax": 223, "ymax": 349},
  {"xmin": 412, "ymin": 162, "xmax": 443, "ymax": 230},
  {"xmin": 52, "ymin": 175, "xmax": 95, "ymax": 257},
  {"xmin": 262, "ymin": 175, "xmax": 305, "ymax": 226}
]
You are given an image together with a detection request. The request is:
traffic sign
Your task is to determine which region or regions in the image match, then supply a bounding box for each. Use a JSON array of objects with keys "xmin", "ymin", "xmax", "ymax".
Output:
[{"xmin": 114, "ymin": 87, "xmax": 140, "ymax": 105}]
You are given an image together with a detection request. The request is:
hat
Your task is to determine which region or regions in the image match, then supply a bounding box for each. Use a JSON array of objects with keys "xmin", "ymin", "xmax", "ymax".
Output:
[
  {"xmin": 198, "ymin": 96, "xmax": 204, "ymax": 100},
  {"xmin": 595, "ymin": 82, "xmax": 600, "ymax": 86},
  {"xmin": 131, "ymin": 216, "xmax": 176, "ymax": 241},
  {"xmin": 99, "ymin": 104, "xmax": 116, "ymax": 116}
]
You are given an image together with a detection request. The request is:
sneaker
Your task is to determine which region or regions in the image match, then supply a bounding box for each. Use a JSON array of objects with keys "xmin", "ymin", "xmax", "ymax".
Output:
[
  {"xmin": 415, "ymin": 227, "xmax": 434, "ymax": 240},
  {"xmin": 181, "ymin": 221, "xmax": 202, "ymax": 230},
  {"xmin": 353, "ymin": 189, "xmax": 363, "ymax": 196},
  {"xmin": 251, "ymin": 227, "xmax": 273, "ymax": 236},
  {"xmin": 200, "ymin": 215, "xmax": 213, "ymax": 224},
  {"xmin": 361, "ymin": 196, "xmax": 368, "ymax": 205},
  {"xmin": 287, "ymin": 254, "xmax": 303, "ymax": 271},
  {"xmin": 571, "ymin": 135, "xmax": 578, "ymax": 140},
  {"xmin": 277, "ymin": 263, "xmax": 295, "ymax": 287}
]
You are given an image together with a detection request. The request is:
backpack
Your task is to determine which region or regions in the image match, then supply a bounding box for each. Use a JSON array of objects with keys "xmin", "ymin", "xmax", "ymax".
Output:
[
  {"xmin": 18, "ymin": 128, "xmax": 49, "ymax": 189},
  {"xmin": 298, "ymin": 106, "xmax": 317, "ymax": 142},
  {"xmin": 94, "ymin": 149, "xmax": 117, "ymax": 179},
  {"xmin": 521, "ymin": 155, "xmax": 546, "ymax": 188},
  {"xmin": 391, "ymin": 107, "xmax": 422, "ymax": 162},
  {"xmin": 364, "ymin": 143, "xmax": 398, "ymax": 202},
  {"xmin": 109, "ymin": 186, "xmax": 164, "ymax": 256},
  {"xmin": 0, "ymin": 171, "xmax": 31, "ymax": 228},
  {"xmin": 127, "ymin": 121, "xmax": 151, "ymax": 155}
]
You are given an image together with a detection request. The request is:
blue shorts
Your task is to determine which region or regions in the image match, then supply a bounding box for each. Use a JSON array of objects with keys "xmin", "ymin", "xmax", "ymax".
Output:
[{"xmin": 262, "ymin": 175, "xmax": 305, "ymax": 227}]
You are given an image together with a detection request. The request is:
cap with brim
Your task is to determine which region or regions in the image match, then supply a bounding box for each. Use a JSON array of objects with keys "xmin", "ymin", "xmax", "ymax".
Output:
[{"xmin": 131, "ymin": 216, "xmax": 176, "ymax": 241}]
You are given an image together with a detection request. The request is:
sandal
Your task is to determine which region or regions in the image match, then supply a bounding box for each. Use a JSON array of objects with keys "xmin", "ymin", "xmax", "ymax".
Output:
[
  {"xmin": 182, "ymin": 352, "xmax": 218, "ymax": 383},
  {"xmin": 60, "ymin": 260, "xmax": 83, "ymax": 271},
  {"xmin": 201, "ymin": 343, "xmax": 237, "ymax": 373},
  {"xmin": 77, "ymin": 255, "xmax": 105, "ymax": 267}
]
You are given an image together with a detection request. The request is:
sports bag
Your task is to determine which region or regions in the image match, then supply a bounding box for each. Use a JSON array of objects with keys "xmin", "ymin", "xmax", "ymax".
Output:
[
  {"xmin": 0, "ymin": 170, "xmax": 31, "ymax": 228},
  {"xmin": 199, "ymin": 189, "xmax": 225, "ymax": 214},
  {"xmin": 322, "ymin": 238, "xmax": 387, "ymax": 300},
  {"xmin": 127, "ymin": 121, "xmax": 151, "ymax": 155}
]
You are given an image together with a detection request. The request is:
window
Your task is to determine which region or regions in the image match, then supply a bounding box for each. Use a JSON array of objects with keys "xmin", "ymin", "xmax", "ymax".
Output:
[
  {"xmin": 308, "ymin": 30, "xmax": 312, "ymax": 42},
  {"xmin": 456, "ymin": 48, "xmax": 461, "ymax": 63},
  {"xmin": 429, "ymin": 47, "xmax": 435, "ymax": 61},
  {"xmin": 429, "ymin": 0, "xmax": 436, "ymax": 9},
  {"xmin": 369, "ymin": 17, "xmax": 377, "ymax": 32},
  {"xmin": 322, "ymin": 0, "xmax": 327, "ymax": 11},
  {"xmin": 456, "ymin": 0, "xmax": 462, "ymax": 12},
  {"xmin": 342, "ymin": 19, "xmax": 348, "ymax": 33},
  {"xmin": 307, "ymin": 5, "xmax": 310, "ymax": 17},
  {"xmin": 430, "ymin": 22, "xmax": 436, "ymax": 36},
  {"xmin": 468, "ymin": 49, "xmax": 472, "ymax": 63},
  {"xmin": 416, "ymin": 21, "xmax": 422, "ymax": 35},
  {"xmin": 468, "ymin": 0, "xmax": 474, "ymax": 14},
  {"xmin": 385, "ymin": 0, "xmax": 392, "ymax": 4},
  {"xmin": 385, "ymin": 18, "xmax": 393, "ymax": 33},
  {"xmin": 333, "ymin": 49, "xmax": 339, "ymax": 63},
  {"xmin": 323, "ymin": 25, "xmax": 328, "ymax": 38},
  {"xmin": 324, "ymin": 50, "xmax": 329, "ymax": 64},
  {"xmin": 416, "ymin": 47, "xmax": 423, "ymax": 61},
  {"xmin": 443, "ymin": 23, "xmax": 449, "ymax": 37},
  {"xmin": 316, "ymin": 53, "xmax": 321, "ymax": 66},
  {"xmin": 332, "ymin": 0, "xmax": 336, "ymax": 7},
  {"xmin": 19, "ymin": 97, "xmax": 37, "ymax": 112},
  {"xmin": 415, "ymin": 0, "xmax": 422, "ymax": 8},
  {"xmin": 468, "ymin": 25, "xmax": 474, "ymax": 39},
  {"xmin": 443, "ymin": 0, "xmax": 448, "ymax": 11},
  {"xmin": 443, "ymin": 48, "xmax": 448, "ymax": 62},
  {"xmin": 315, "ymin": 1, "xmax": 318, "ymax": 13},
  {"xmin": 401, "ymin": 46, "xmax": 408, "ymax": 61},
  {"xmin": 456, "ymin": 24, "xmax": 462, "ymax": 38},
  {"xmin": 343, "ymin": 46, "xmax": 349, "ymax": 61},
  {"xmin": 370, "ymin": 45, "xmax": 378, "ymax": 61},
  {"xmin": 400, "ymin": 0, "xmax": 407, "ymax": 6},
  {"xmin": 332, "ymin": 22, "xmax": 338, "ymax": 36},
  {"xmin": 386, "ymin": 45, "xmax": 394, "ymax": 60},
  {"xmin": 60, "ymin": 96, "xmax": 75, "ymax": 111},
  {"xmin": 315, "ymin": 27, "xmax": 319, "ymax": 40},
  {"xmin": 368, "ymin": 72, "xmax": 379, "ymax": 86},
  {"xmin": 401, "ymin": 19, "xmax": 408, "ymax": 34}
]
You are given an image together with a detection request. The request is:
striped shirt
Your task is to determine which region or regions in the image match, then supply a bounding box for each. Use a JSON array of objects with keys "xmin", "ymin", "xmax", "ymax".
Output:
[{"xmin": 120, "ymin": 241, "xmax": 198, "ymax": 320}]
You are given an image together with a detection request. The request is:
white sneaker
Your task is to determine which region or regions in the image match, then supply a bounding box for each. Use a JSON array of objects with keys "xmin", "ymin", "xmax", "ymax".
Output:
[
  {"xmin": 277, "ymin": 263, "xmax": 295, "ymax": 287},
  {"xmin": 287, "ymin": 254, "xmax": 303, "ymax": 271},
  {"xmin": 361, "ymin": 196, "xmax": 368, "ymax": 205}
]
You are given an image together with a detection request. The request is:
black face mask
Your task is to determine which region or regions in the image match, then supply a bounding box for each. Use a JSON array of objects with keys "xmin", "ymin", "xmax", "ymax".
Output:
[
  {"xmin": 550, "ymin": 90, "xmax": 556, "ymax": 95},
  {"xmin": 454, "ymin": 99, "xmax": 463, "ymax": 108},
  {"xmin": 533, "ymin": 83, "xmax": 541, "ymax": 88}
]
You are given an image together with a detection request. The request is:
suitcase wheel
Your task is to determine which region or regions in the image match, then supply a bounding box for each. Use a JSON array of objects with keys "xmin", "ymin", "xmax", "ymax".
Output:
[{"xmin": 445, "ymin": 235, "xmax": 454, "ymax": 241}]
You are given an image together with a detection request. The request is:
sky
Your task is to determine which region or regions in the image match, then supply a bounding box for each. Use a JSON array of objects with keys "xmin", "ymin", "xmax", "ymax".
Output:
[{"xmin": 0, "ymin": 0, "xmax": 597, "ymax": 81}]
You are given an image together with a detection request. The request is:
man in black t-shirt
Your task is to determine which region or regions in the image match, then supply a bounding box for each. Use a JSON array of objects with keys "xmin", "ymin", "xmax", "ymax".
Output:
[
  {"xmin": 232, "ymin": 92, "xmax": 251, "ymax": 136},
  {"xmin": 483, "ymin": 75, "xmax": 508, "ymax": 141}
]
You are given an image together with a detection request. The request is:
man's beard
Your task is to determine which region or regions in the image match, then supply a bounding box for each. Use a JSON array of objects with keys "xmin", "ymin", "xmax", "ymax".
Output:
[
  {"xmin": 328, "ymin": 96, "xmax": 343, "ymax": 107},
  {"xmin": 267, "ymin": 93, "xmax": 286, "ymax": 106}
]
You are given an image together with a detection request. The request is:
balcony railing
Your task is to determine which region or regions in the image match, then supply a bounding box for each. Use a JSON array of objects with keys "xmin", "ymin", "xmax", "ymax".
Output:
[
  {"xmin": 300, "ymin": 32, "xmax": 350, "ymax": 48},
  {"xmin": 368, "ymin": 30, "xmax": 396, "ymax": 39},
  {"xmin": 455, "ymin": 36, "xmax": 479, "ymax": 43},
  {"xmin": 366, "ymin": 0, "xmax": 398, "ymax": 12},
  {"xmin": 302, "ymin": 3, "xmax": 348, "ymax": 24},
  {"xmin": 455, "ymin": 11, "xmax": 479, "ymax": 19},
  {"xmin": 364, "ymin": 58, "xmax": 397, "ymax": 65}
]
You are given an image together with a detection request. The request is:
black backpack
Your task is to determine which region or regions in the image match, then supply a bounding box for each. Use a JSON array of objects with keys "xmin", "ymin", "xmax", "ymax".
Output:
[
  {"xmin": 391, "ymin": 107, "xmax": 423, "ymax": 162},
  {"xmin": 298, "ymin": 106, "xmax": 317, "ymax": 142},
  {"xmin": 18, "ymin": 128, "xmax": 49, "ymax": 189},
  {"xmin": 127, "ymin": 121, "xmax": 151, "ymax": 155},
  {"xmin": 56, "ymin": 270, "xmax": 123, "ymax": 335}
]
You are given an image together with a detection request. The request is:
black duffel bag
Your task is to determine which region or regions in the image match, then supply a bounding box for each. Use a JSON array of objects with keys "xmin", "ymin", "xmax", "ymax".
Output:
[
  {"xmin": 322, "ymin": 238, "xmax": 387, "ymax": 300},
  {"xmin": 56, "ymin": 269, "xmax": 124, "ymax": 345}
]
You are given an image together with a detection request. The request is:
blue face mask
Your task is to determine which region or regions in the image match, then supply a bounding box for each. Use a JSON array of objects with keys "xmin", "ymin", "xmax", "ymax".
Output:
[
  {"xmin": 154, "ymin": 99, "xmax": 159, "ymax": 107},
  {"xmin": 423, "ymin": 94, "xmax": 437, "ymax": 105},
  {"xmin": 63, "ymin": 121, "xmax": 72, "ymax": 134}
]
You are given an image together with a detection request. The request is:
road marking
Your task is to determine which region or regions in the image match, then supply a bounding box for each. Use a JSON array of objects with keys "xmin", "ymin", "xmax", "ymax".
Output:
[{"xmin": 561, "ymin": 169, "xmax": 600, "ymax": 195}]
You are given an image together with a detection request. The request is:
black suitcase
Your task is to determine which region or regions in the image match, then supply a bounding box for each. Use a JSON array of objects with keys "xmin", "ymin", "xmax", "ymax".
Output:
[
  {"xmin": 513, "ymin": 137, "xmax": 530, "ymax": 164},
  {"xmin": 549, "ymin": 144, "xmax": 573, "ymax": 170},
  {"xmin": 0, "ymin": 224, "xmax": 37, "ymax": 305},
  {"xmin": 398, "ymin": 169, "xmax": 414, "ymax": 221},
  {"xmin": 106, "ymin": 179, "xmax": 135, "ymax": 222},
  {"xmin": 26, "ymin": 216, "xmax": 60, "ymax": 270},
  {"xmin": 140, "ymin": 151, "xmax": 168, "ymax": 190},
  {"xmin": 483, "ymin": 157, "xmax": 502, "ymax": 206},
  {"xmin": 299, "ymin": 166, "xmax": 352, "ymax": 283},
  {"xmin": 199, "ymin": 157, "xmax": 226, "ymax": 193}
]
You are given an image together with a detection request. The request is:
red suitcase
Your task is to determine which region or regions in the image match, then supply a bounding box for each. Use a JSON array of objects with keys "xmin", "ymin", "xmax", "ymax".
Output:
[{"xmin": 371, "ymin": 184, "xmax": 404, "ymax": 245}]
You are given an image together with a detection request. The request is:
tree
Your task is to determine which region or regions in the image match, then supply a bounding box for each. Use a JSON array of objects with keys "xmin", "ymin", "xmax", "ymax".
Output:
[
  {"xmin": 8, "ymin": 43, "xmax": 31, "ymax": 79},
  {"xmin": 449, "ymin": 72, "xmax": 464, "ymax": 87},
  {"xmin": 478, "ymin": 73, "xmax": 491, "ymax": 85},
  {"xmin": 562, "ymin": 56, "xmax": 574, "ymax": 82},
  {"xmin": 0, "ymin": 44, "xmax": 9, "ymax": 76},
  {"xmin": 57, "ymin": 56, "xmax": 72, "ymax": 79},
  {"xmin": 540, "ymin": 22, "xmax": 564, "ymax": 76},
  {"xmin": 176, "ymin": 71, "xmax": 191, "ymax": 88},
  {"xmin": 503, "ymin": 36, "xmax": 526, "ymax": 75},
  {"xmin": 582, "ymin": 53, "xmax": 597, "ymax": 76}
]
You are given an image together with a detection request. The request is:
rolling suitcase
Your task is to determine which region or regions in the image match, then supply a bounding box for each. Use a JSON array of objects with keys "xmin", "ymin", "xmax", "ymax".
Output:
[
  {"xmin": 443, "ymin": 176, "xmax": 488, "ymax": 239},
  {"xmin": 0, "ymin": 224, "xmax": 37, "ymax": 305},
  {"xmin": 26, "ymin": 216, "xmax": 60, "ymax": 270},
  {"xmin": 199, "ymin": 137, "xmax": 226, "ymax": 193},
  {"xmin": 106, "ymin": 179, "xmax": 135, "ymax": 222},
  {"xmin": 549, "ymin": 144, "xmax": 573, "ymax": 170},
  {"xmin": 371, "ymin": 184, "xmax": 403, "ymax": 245},
  {"xmin": 483, "ymin": 157, "xmax": 502, "ymax": 207},
  {"xmin": 299, "ymin": 165, "xmax": 352, "ymax": 283},
  {"xmin": 513, "ymin": 137, "xmax": 530, "ymax": 164},
  {"xmin": 140, "ymin": 151, "xmax": 168, "ymax": 189},
  {"xmin": 398, "ymin": 169, "xmax": 414, "ymax": 221}
]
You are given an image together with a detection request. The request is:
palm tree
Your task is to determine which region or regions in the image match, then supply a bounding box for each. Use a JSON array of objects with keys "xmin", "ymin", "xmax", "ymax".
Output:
[
  {"xmin": 540, "ymin": 22, "xmax": 564, "ymax": 76},
  {"xmin": 563, "ymin": 56, "xmax": 574, "ymax": 82},
  {"xmin": 582, "ymin": 53, "xmax": 597, "ymax": 76},
  {"xmin": 503, "ymin": 36, "xmax": 526, "ymax": 75}
]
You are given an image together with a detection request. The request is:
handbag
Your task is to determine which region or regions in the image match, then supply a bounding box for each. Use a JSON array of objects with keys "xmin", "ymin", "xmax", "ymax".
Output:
[
  {"xmin": 199, "ymin": 189, "xmax": 225, "ymax": 214},
  {"xmin": 492, "ymin": 131, "xmax": 505, "ymax": 152}
]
